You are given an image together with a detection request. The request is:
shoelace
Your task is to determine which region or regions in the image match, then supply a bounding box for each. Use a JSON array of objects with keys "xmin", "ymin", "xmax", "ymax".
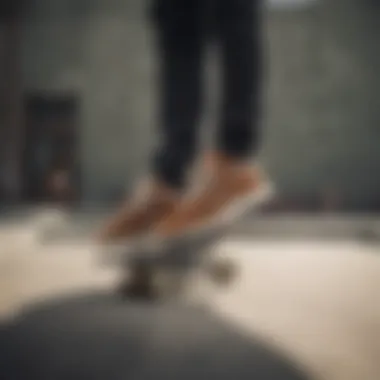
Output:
[{"xmin": 185, "ymin": 164, "xmax": 216, "ymax": 203}]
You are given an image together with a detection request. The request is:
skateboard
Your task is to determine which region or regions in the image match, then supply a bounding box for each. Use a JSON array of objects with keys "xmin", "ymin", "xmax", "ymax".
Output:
[
  {"xmin": 113, "ymin": 182, "xmax": 275, "ymax": 300},
  {"xmin": 117, "ymin": 224, "xmax": 238, "ymax": 300}
]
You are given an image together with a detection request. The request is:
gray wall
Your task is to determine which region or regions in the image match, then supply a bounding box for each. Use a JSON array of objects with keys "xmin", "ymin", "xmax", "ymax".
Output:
[
  {"xmin": 264, "ymin": 0, "xmax": 380, "ymax": 209},
  {"xmin": 20, "ymin": 0, "xmax": 380, "ymax": 209},
  {"xmin": 21, "ymin": 0, "xmax": 156, "ymax": 202}
]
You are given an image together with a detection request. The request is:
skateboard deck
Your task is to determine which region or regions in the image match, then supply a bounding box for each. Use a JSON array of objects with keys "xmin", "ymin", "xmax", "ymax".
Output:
[
  {"xmin": 112, "ymin": 182, "xmax": 275, "ymax": 300},
  {"xmin": 117, "ymin": 224, "xmax": 237, "ymax": 300}
]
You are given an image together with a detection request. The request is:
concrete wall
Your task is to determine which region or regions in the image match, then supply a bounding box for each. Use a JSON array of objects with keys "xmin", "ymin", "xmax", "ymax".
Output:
[
  {"xmin": 263, "ymin": 0, "xmax": 380, "ymax": 209},
  {"xmin": 20, "ymin": 0, "xmax": 155, "ymax": 202},
  {"xmin": 19, "ymin": 0, "xmax": 380, "ymax": 208}
]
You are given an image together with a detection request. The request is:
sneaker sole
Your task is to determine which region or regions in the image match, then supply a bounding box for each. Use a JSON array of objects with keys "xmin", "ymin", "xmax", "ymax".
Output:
[
  {"xmin": 218, "ymin": 180, "xmax": 275, "ymax": 224},
  {"xmin": 99, "ymin": 182, "xmax": 275, "ymax": 265},
  {"xmin": 144, "ymin": 181, "xmax": 276, "ymax": 254}
]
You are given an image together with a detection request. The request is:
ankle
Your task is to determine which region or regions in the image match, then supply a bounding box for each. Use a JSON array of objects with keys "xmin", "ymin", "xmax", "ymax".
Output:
[
  {"xmin": 151, "ymin": 177, "xmax": 182, "ymax": 202},
  {"xmin": 205, "ymin": 151, "xmax": 257, "ymax": 178}
]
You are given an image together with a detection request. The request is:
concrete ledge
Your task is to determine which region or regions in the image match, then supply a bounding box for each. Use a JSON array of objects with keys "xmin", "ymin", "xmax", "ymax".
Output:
[
  {"xmin": 232, "ymin": 215, "xmax": 380, "ymax": 241},
  {"xmin": 43, "ymin": 212, "xmax": 380, "ymax": 243},
  {"xmin": 1, "ymin": 208, "xmax": 380, "ymax": 243}
]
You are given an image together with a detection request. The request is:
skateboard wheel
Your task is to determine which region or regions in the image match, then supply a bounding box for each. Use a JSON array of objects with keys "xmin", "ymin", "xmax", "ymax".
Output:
[
  {"xmin": 118, "ymin": 263, "xmax": 156, "ymax": 300},
  {"xmin": 207, "ymin": 258, "xmax": 237, "ymax": 286}
]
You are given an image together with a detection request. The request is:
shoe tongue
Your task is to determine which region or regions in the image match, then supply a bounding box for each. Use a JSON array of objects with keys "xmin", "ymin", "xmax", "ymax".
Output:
[
  {"xmin": 136, "ymin": 176, "xmax": 181, "ymax": 204},
  {"xmin": 205, "ymin": 152, "xmax": 251, "ymax": 174}
]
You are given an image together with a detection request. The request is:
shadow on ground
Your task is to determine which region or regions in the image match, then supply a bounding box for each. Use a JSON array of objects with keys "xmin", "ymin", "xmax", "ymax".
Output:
[{"xmin": 1, "ymin": 291, "xmax": 310, "ymax": 380}]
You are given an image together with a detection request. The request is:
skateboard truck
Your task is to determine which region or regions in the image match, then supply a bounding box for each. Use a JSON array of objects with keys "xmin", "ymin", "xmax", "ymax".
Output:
[{"xmin": 117, "ymin": 226, "xmax": 238, "ymax": 300}]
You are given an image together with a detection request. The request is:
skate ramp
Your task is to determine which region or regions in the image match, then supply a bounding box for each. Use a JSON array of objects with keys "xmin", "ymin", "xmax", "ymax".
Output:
[
  {"xmin": 1, "ymin": 217, "xmax": 380, "ymax": 380},
  {"xmin": 1, "ymin": 293, "xmax": 309, "ymax": 380}
]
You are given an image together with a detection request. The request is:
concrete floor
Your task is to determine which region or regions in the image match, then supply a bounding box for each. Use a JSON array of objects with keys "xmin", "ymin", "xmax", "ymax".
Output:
[{"xmin": 1, "ymin": 210, "xmax": 380, "ymax": 380}]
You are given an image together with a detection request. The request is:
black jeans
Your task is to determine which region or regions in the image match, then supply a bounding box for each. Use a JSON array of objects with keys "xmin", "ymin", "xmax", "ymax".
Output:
[{"xmin": 150, "ymin": 0, "xmax": 264, "ymax": 189}]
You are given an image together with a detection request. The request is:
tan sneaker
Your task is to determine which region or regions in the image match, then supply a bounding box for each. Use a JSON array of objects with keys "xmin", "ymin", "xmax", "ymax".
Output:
[
  {"xmin": 97, "ymin": 177, "xmax": 179, "ymax": 247},
  {"xmin": 154, "ymin": 152, "xmax": 274, "ymax": 239}
]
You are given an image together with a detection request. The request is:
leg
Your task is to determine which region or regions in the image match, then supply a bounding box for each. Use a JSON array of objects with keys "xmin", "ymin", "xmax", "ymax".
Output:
[
  {"xmin": 215, "ymin": 0, "xmax": 264, "ymax": 158},
  {"xmin": 97, "ymin": 0, "xmax": 207, "ymax": 244},
  {"xmin": 154, "ymin": 0, "xmax": 271, "ymax": 239},
  {"xmin": 151, "ymin": 0, "xmax": 207, "ymax": 189}
]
